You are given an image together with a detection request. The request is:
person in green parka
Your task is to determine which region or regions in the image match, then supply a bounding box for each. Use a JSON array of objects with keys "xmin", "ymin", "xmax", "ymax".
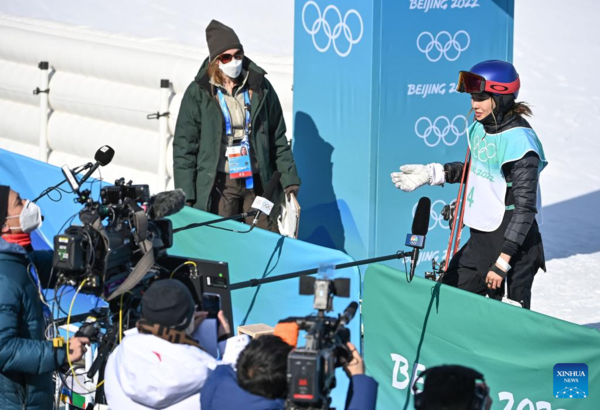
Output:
[{"xmin": 173, "ymin": 20, "xmax": 300, "ymax": 232}]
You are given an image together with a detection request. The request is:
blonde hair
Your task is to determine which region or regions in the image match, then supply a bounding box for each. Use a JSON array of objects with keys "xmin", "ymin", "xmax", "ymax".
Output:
[{"xmin": 208, "ymin": 58, "xmax": 226, "ymax": 86}]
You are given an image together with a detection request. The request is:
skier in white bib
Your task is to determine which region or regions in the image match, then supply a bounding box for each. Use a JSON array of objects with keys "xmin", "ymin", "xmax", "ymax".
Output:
[{"xmin": 391, "ymin": 60, "xmax": 547, "ymax": 309}]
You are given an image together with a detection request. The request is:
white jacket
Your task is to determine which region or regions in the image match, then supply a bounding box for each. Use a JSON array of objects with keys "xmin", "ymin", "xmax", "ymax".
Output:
[{"xmin": 105, "ymin": 331, "xmax": 219, "ymax": 410}]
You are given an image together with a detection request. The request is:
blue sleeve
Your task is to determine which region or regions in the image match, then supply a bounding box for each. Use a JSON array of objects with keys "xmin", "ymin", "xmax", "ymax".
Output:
[
  {"xmin": 0, "ymin": 273, "xmax": 64, "ymax": 374},
  {"xmin": 346, "ymin": 375, "xmax": 378, "ymax": 410}
]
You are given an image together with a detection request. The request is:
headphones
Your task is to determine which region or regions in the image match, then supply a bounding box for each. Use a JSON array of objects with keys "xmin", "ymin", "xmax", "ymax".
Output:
[{"xmin": 413, "ymin": 365, "xmax": 489, "ymax": 410}]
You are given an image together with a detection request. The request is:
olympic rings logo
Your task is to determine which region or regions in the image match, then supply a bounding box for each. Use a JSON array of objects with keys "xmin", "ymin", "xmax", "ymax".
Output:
[
  {"xmin": 416, "ymin": 30, "xmax": 470, "ymax": 62},
  {"xmin": 302, "ymin": 1, "xmax": 364, "ymax": 57},
  {"xmin": 412, "ymin": 199, "xmax": 449, "ymax": 231},
  {"xmin": 414, "ymin": 115, "xmax": 467, "ymax": 147},
  {"xmin": 471, "ymin": 134, "xmax": 497, "ymax": 163}
]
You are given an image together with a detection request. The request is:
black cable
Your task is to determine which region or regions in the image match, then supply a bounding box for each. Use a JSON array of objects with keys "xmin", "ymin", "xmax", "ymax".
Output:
[
  {"xmin": 91, "ymin": 168, "xmax": 104, "ymax": 201},
  {"xmin": 240, "ymin": 239, "xmax": 285, "ymax": 326},
  {"xmin": 57, "ymin": 212, "xmax": 79, "ymax": 235},
  {"xmin": 204, "ymin": 223, "xmax": 254, "ymax": 234},
  {"xmin": 36, "ymin": 185, "xmax": 74, "ymax": 203},
  {"xmin": 173, "ymin": 210, "xmax": 257, "ymax": 234},
  {"xmin": 203, "ymin": 184, "xmax": 254, "ymax": 234},
  {"xmin": 55, "ymin": 285, "xmax": 74, "ymax": 318}
]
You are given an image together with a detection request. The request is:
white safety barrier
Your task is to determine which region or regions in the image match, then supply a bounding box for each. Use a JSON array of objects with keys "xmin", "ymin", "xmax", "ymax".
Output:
[{"xmin": 0, "ymin": 14, "xmax": 293, "ymax": 193}]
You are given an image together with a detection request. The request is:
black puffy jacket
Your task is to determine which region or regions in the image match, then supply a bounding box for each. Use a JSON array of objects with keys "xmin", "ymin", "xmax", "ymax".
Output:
[{"xmin": 443, "ymin": 114, "xmax": 540, "ymax": 257}]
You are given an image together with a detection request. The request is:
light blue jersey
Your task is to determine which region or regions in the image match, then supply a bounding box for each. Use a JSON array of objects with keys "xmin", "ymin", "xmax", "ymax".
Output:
[{"xmin": 464, "ymin": 121, "xmax": 547, "ymax": 232}]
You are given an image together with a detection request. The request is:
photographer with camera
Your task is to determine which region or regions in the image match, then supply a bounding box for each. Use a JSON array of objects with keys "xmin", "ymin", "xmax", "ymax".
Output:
[
  {"xmin": 414, "ymin": 365, "xmax": 492, "ymax": 410},
  {"xmin": 104, "ymin": 279, "xmax": 244, "ymax": 410},
  {"xmin": 200, "ymin": 276, "xmax": 376, "ymax": 409},
  {"xmin": 200, "ymin": 335, "xmax": 378, "ymax": 409},
  {"xmin": 0, "ymin": 186, "xmax": 90, "ymax": 410}
]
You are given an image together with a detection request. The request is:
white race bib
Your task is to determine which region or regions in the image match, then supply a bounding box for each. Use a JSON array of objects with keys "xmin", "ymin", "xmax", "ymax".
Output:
[{"xmin": 463, "ymin": 122, "xmax": 547, "ymax": 232}]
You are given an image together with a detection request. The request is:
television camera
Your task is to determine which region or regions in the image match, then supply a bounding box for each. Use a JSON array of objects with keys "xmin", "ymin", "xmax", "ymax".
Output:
[
  {"xmin": 47, "ymin": 146, "xmax": 234, "ymax": 405},
  {"xmin": 281, "ymin": 275, "xmax": 358, "ymax": 410}
]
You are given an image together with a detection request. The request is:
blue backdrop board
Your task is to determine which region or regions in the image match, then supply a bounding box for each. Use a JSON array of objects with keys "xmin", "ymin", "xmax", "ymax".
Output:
[
  {"xmin": 0, "ymin": 148, "xmax": 361, "ymax": 407},
  {"xmin": 293, "ymin": 0, "xmax": 514, "ymax": 274}
]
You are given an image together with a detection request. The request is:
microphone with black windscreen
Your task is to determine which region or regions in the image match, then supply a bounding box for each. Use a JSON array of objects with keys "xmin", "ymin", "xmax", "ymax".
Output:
[
  {"xmin": 339, "ymin": 301, "xmax": 359, "ymax": 328},
  {"xmin": 406, "ymin": 197, "xmax": 431, "ymax": 281},
  {"xmin": 77, "ymin": 145, "xmax": 115, "ymax": 187},
  {"xmin": 147, "ymin": 189, "xmax": 187, "ymax": 219},
  {"xmin": 250, "ymin": 171, "xmax": 282, "ymax": 228}
]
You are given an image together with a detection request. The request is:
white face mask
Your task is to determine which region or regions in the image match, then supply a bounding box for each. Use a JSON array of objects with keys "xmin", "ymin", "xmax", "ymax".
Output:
[
  {"xmin": 6, "ymin": 200, "xmax": 42, "ymax": 233},
  {"xmin": 220, "ymin": 58, "xmax": 243, "ymax": 79}
]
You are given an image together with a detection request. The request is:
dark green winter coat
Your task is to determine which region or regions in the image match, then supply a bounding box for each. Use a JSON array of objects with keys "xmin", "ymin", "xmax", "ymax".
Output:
[
  {"xmin": 173, "ymin": 57, "xmax": 300, "ymax": 221},
  {"xmin": 0, "ymin": 239, "xmax": 66, "ymax": 410}
]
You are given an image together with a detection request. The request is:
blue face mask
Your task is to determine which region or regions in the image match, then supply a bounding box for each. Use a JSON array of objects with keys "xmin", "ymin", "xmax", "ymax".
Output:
[{"xmin": 5, "ymin": 200, "xmax": 42, "ymax": 233}]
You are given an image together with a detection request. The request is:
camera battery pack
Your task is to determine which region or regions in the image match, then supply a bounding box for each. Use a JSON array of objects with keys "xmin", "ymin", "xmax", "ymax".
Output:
[
  {"xmin": 53, "ymin": 233, "xmax": 85, "ymax": 271},
  {"xmin": 288, "ymin": 350, "xmax": 319, "ymax": 403}
]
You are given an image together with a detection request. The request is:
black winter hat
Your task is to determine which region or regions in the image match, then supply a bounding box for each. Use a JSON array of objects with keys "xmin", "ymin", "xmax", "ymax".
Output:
[
  {"xmin": 205, "ymin": 20, "xmax": 244, "ymax": 62},
  {"xmin": 0, "ymin": 185, "xmax": 9, "ymax": 230},
  {"xmin": 422, "ymin": 365, "xmax": 479, "ymax": 407},
  {"xmin": 141, "ymin": 280, "xmax": 195, "ymax": 330}
]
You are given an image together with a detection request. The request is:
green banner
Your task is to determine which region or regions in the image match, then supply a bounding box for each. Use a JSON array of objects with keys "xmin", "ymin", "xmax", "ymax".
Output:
[{"xmin": 363, "ymin": 264, "xmax": 600, "ymax": 410}]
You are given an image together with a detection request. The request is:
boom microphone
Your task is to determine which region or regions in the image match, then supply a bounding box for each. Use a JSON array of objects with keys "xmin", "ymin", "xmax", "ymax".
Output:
[
  {"xmin": 147, "ymin": 189, "xmax": 186, "ymax": 219},
  {"xmin": 407, "ymin": 197, "xmax": 431, "ymax": 281},
  {"xmin": 250, "ymin": 171, "xmax": 282, "ymax": 227},
  {"xmin": 78, "ymin": 145, "xmax": 115, "ymax": 187}
]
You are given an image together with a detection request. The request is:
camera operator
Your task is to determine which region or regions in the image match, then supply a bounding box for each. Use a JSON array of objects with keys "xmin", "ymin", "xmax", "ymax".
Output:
[
  {"xmin": 414, "ymin": 365, "xmax": 492, "ymax": 410},
  {"xmin": 0, "ymin": 185, "xmax": 90, "ymax": 410},
  {"xmin": 200, "ymin": 335, "xmax": 378, "ymax": 410},
  {"xmin": 104, "ymin": 279, "xmax": 242, "ymax": 410}
]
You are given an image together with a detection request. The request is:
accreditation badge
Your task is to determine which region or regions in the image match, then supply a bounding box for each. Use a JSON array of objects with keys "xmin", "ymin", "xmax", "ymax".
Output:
[{"xmin": 227, "ymin": 145, "xmax": 252, "ymax": 179}]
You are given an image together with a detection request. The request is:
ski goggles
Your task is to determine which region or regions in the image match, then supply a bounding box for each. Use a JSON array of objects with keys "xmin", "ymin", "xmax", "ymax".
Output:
[{"xmin": 456, "ymin": 71, "xmax": 520, "ymax": 95}]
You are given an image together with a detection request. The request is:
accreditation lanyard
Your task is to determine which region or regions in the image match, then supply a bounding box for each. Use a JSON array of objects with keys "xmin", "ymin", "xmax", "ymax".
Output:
[{"xmin": 217, "ymin": 88, "xmax": 254, "ymax": 189}]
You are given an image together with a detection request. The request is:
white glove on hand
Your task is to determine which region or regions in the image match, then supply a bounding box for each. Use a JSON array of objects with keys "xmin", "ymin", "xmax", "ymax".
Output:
[{"xmin": 390, "ymin": 163, "xmax": 445, "ymax": 192}]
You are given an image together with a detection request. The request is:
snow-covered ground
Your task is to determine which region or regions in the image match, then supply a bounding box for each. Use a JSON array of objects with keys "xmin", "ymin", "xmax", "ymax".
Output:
[
  {"xmin": 514, "ymin": 1, "xmax": 600, "ymax": 328},
  {"xmin": 1, "ymin": 0, "xmax": 598, "ymax": 327}
]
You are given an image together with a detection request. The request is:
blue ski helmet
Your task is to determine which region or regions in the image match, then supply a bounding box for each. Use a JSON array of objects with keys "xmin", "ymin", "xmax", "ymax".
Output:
[{"xmin": 457, "ymin": 60, "xmax": 520, "ymax": 99}]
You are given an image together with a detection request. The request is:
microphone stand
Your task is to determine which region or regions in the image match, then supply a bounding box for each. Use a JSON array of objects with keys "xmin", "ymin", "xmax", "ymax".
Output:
[
  {"xmin": 173, "ymin": 210, "xmax": 258, "ymax": 233},
  {"xmin": 230, "ymin": 250, "xmax": 413, "ymax": 290}
]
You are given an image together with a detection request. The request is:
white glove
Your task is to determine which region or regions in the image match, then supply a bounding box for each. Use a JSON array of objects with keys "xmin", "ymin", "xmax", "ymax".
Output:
[{"xmin": 390, "ymin": 163, "xmax": 445, "ymax": 192}]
